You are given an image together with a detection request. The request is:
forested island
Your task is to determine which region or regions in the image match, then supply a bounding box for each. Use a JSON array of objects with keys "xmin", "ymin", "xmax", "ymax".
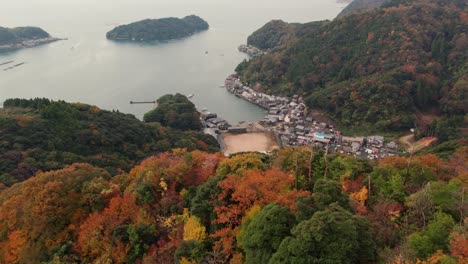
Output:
[
  {"xmin": 236, "ymin": 0, "xmax": 467, "ymax": 133},
  {"xmin": 0, "ymin": 26, "xmax": 60, "ymax": 51},
  {"xmin": 106, "ymin": 15, "xmax": 209, "ymax": 42}
]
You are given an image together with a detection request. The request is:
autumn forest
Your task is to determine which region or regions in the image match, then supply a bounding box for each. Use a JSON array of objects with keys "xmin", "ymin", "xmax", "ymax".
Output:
[
  {"xmin": 1, "ymin": 0, "xmax": 467, "ymax": 263},
  {"xmin": 0, "ymin": 138, "xmax": 467, "ymax": 263}
]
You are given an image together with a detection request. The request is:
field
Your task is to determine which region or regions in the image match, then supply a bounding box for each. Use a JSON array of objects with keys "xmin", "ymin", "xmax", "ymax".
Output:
[{"xmin": 222, "ymin": 132, "xmax": 280, "ymax": 155}]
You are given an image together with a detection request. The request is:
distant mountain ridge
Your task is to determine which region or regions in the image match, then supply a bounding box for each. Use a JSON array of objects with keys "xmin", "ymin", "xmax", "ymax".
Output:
[
  {"xmin": 106, "ymin": 15, "xmax": 209, "ymax": 42},
  {"xmin": 246, "ymin": 20, "xmax": 329, "ymax": 50},
  {"xmin": 337, "ymin": 0, "xmax": 391, "ymax": 18}
]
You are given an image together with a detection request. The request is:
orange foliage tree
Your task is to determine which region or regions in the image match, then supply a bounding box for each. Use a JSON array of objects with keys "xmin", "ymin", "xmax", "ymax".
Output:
[
  {"xmin": 0, "ymin": 163, "xmax": 113, "ymax": 263},
  {"xmin": 449, "ymin": 223, "xmax": 468, "ymax": 263},
  {"xmin": 2, "ymin": 230, "xmax": 28, "ymax": 264},
  {"xmin": 211, "ymin": 168, "xmax": 309, "ymax": 259}
]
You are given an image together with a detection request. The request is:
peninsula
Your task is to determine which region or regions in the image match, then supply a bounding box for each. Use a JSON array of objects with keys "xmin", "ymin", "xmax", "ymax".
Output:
[
  {"xmin": 106, "ymin": 15, "xmax": 209, "ymax": 42},
  {"xmin": 0, "ymin": 26, "xmax": 61, "ymax": 51}
]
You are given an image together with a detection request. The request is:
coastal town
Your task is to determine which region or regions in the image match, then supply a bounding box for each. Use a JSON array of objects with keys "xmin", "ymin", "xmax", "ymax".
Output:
[
  {"xmin": 0, "ymin": 37, "xmax": 62, "ymax": 52},
  {"xmin": 202, "ymin": 73, "xmax": 401, "ymax": 159}
]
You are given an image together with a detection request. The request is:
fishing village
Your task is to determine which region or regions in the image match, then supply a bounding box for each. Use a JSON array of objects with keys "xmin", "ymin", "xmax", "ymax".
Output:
[
  {"xmin": 0, "ymin": 37, "xmax": 62, "ymax": 52},
  {"xmin": 201, "ymin": 72, "xmax": 402, "ymax": 159}
]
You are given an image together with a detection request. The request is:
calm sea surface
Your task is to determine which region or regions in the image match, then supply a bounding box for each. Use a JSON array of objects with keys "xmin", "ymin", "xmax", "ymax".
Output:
[{"xmin": 0, "ymin": 0, "xmax": 344, "ymax": 122}]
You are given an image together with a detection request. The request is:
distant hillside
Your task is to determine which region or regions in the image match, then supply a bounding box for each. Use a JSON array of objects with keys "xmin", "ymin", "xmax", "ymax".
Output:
[
  {"xmin": 0, "ymin": 26, "xmax": 50, "ymax": 45},
  {"xmin": 337, "ymin": 0, "xmax": 391, "ymax": 18},
  {"xmin": 106, "ymin": 15, "xmax": 209, "ymax": 42},
  {"xmin": 0, "ymin": 98, "xmax": 219, "ymax": 186},
  {"xmin": 247, "ymin": 20, "xmax": 329, "ymax": 50},
  {"xmin": 236, "ymin": 0, "xmax": 467, "ymax": 131}
]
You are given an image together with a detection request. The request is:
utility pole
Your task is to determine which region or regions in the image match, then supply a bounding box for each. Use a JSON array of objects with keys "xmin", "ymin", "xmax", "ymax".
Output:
[
  {"xmin": 323, "ymin": 142, "xmax": 330, "ymax": 179},
  {"xmin": 308, "ymin": 143, "xmax": 315, "ymax": 191}
]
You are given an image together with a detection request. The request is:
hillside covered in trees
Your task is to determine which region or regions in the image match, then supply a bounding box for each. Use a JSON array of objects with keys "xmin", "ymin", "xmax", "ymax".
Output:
[
  {"xmin": 0, "ymin": 143, "xmax": 466, "ymax": 263},
  {"xmin": 106, "ymin": 15, "xmax": 209, "ymax": 42},
  {"xmin": 0, "ymin": 26, "xmax": 51, "ymax": 45},
  {"xmin": 246, "ymin": 20, "xmax": 329, "ymax": 51},
  {"xmin": 144, "ymin": 93, "xmax": 202, "ymax": 131},
  {"xmin": 236, "ymin": 0, "xmax": 467, "ymax": 131},
  {"xmin": 0, "ymin": 98, "xmax": 218, "ymax": 187}
]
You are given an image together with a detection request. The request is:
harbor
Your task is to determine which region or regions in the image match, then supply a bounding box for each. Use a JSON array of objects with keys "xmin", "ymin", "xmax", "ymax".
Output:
[{"xmin": 221, "ymin": 73, "xmax": 401, "ymax": 159}]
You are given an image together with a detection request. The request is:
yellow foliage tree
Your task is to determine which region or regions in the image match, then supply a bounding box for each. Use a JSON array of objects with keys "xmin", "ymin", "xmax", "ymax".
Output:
[
  {"xmin": 183, "ymin": 216, "xmax": 206, "ymax": 241},
  {"xmin": 180, "ymin": 257, "xmax": 195, "ymax": 264},
  {"xmin": 350, "ymin": 186, "xmax": 369, "ymax": 205}
]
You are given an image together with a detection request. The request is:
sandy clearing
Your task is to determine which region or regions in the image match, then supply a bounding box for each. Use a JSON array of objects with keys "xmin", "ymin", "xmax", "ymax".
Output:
[
  {"xmin": 399, "ymin": 134, "xmax": 437, "ymax": 153},
  {"xmin": 222, "ymin": 132, "xmax": 280, "ymax": 155}
]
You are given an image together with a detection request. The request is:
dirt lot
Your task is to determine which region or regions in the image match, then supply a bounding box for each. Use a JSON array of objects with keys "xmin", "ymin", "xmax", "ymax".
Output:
[
  {"xmin": 399, "ymin": 134, "xmax": 437, "ymax": 153},
  {"xmin": 222, "ymin": 132, "xmax": 280, "ymax": 155}
]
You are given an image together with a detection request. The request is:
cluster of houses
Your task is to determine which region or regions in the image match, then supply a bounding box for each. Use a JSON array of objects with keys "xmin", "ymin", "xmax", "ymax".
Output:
[
  {"xmin": 224, "ymin": 74, "xmax": 400, "ymax": 160},
  {"xmin": 200, "ymin": 111, "xmax": 248, "ymax": 136},
  {"xmin": 0, "ymin": 37, "xmax": 61, "ymax": 52},
  {"xmin": 201, "ymin": 112, "xmax": 229, "ymax": 130},
  {"xmin": 238, "ymin": 44, "xmax": 267, "ymax": 57}
]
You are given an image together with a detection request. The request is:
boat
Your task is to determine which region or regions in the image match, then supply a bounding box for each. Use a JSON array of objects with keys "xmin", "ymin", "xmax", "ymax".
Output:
[
  {"xmin": 201, "ymin": 108, "xmax": 208, "ymax": 112},
  {"xmin": 187, "ymin": 94, "xmax": 194, "ymax": 98},
  {"xmin": 219, "ymin": 85, "xmax": 225, "ymax": 88}
]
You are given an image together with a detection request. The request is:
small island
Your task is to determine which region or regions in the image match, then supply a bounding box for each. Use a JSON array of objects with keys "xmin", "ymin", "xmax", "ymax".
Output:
[
  {"xmin": 0, "ymin": 26, "xmax": 61, "ymax": 51},
  {"xmin": 106, "ymin": 15, "xmax": 209, "ymax": 42}
]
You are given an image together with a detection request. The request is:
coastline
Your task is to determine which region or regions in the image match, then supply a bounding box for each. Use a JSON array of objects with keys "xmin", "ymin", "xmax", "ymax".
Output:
[
  {"xmin": 0, "ymin": 37, "xmax": 64, "ymax": 52},
  {"xmin": 223, "ymin": 73, "xmax": 401, "ymax": 160}
]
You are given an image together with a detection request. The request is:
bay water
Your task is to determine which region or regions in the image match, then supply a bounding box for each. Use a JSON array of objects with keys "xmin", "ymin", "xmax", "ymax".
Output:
[{"xmin": 0, "ymin": 0, "xmax": 345, "ymax": 122}]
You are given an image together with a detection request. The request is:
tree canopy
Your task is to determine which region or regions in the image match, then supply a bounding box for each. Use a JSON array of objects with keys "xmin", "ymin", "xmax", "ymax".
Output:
[{"xmin": 143, "ymin": 93, "xmax": 202, "ymax": 131}]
